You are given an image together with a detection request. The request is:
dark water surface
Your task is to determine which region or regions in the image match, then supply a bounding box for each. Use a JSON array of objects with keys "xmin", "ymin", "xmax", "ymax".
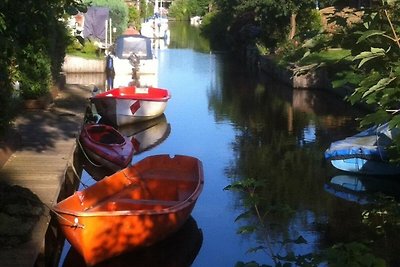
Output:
[{"xmin": 59, "ymin": 22, "xmax": 400, "ymax": 266}]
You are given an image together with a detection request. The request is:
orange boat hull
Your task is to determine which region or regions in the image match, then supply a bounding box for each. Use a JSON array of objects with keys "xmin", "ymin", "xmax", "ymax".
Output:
[
  {"xmin": 53, "ymin": 154, "xmax": 204, "ymax": 266},
  {"xmin": 61, "ymin": 216, "xmax": 203, "ymax": 267}
]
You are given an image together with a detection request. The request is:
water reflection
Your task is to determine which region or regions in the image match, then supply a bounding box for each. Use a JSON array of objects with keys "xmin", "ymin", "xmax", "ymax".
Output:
[
  {"xmin": 79, "ymin": 114, "xmax": 170, "ymax": 181},
  {"xmin": 167, "ymin": 21, "xmax": 210, "ymax": 52},
  {"xmin": 61, "ymin": 216, "xmax": 203, "ymax": 267},
  {"xmin": 206, "ymin": 50, "xmax": 400, "ymax": 264},
  {"xmin": 118, "ymin": 114, "xmax": 171, "ymax": 155},
  {"xmin": 79, "ymin": 150, "xmax": 116, "ymax": 181},
  {"xmin": 325, "ymin": 175, "xmax": 400, "ymax": 205}
]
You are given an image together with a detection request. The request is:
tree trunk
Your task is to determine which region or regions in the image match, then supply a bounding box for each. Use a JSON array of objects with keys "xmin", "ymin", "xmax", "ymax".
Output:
[{"xmin": 289, "ymin": 13, "xmax": 297, "ymax": 40}]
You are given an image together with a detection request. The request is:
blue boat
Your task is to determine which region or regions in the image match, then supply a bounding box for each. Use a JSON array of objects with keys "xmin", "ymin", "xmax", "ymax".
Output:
[{"xmin": 325, "ymin": 123, "xmax": 400, "ymax": 175}]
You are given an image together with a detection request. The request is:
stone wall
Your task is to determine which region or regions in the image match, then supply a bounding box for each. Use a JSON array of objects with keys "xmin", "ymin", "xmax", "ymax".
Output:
[{"xmin": 62, "ymin": 55, "xmax": 105, "ymax": 73}]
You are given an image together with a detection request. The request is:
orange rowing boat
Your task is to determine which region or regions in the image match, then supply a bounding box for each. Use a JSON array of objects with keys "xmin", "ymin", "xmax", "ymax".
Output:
[{"xmin": 53, "ymin": 154, "xmax": 204, "ymax": 266}]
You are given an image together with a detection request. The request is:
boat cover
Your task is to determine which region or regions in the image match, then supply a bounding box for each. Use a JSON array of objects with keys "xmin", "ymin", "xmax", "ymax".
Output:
[
  {"xmin": 113, "ymin": 35, "xmax": 153, "ymax": 60},
  {"xmin": 325, "ymin": 123, "xmax": 400, "ymax": 161},
  {"xmin": 83, "ymin": 7, "xmax": 109, "ymax": 41}
]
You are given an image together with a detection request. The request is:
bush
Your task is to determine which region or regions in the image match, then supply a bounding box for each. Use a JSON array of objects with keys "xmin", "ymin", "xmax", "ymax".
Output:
[
  {"xmin": 18, "ymin": 46, "xmax": 51, "ymax": 100},
  {"xmin": 81, "ymin": 39, "xmax": 99, "ymax": 54}
]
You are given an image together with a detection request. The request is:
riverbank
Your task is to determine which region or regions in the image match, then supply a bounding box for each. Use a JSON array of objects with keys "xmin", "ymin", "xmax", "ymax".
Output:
[
  {"xmin": 0, "ymin": 82, "xmax": 91, "ymax": 267},
  {"xmin": 258, "ymin": 55, "xmax": 353, "ymax": 97}
]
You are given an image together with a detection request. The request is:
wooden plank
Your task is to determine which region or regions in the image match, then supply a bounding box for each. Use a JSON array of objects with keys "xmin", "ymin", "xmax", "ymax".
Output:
[{"xmin": 0, "ymin": 84, "xmax": 91, "ymax": 267}]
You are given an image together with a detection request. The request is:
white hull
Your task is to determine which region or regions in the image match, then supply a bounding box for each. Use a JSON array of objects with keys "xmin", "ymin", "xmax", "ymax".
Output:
[
  {"xmin": 93, "ymin": 97, "xmax": 168, "ymax": 126},
  {"xmin": 330, "ymin": 158, "xmax": 400, "ymax": 176}
]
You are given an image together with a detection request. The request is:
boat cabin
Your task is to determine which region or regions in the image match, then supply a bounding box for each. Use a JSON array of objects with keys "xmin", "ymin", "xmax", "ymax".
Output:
[{"xmin": 112, "ymin": 35, "xmax": 153, "ymax": 60}]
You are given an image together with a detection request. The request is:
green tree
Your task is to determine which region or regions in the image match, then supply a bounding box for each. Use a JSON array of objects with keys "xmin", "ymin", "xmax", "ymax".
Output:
[
  {"xmin": 169, "ymin": 0, "xmax": 213, "ymax": 20},
  {"xmin": 0, "ymin": 0, "xmax": 86, "ymax": 129},
  {"xmin": 202, "ymin": 0, "xmax": 323, "ymax": 52},
  {"xmin": 128, "ymin": 6, "xmax": 141, "ymax": 28},
  {"xmin": 310, "ymin": 1, "xmax": 400, "ymax": 158},
  {"xmin": 140, "ymin": 0, "xmax": 154, "ymax": 19}
]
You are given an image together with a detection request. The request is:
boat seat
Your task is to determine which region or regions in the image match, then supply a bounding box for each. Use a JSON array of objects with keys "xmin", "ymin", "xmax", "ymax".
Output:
[
  {"xmin": 86, "ymin": 198, "xmax": 180, "ymax": 212},
  {"xmin": 116, "ymin": 198, "xmax": 180, "ymax": 207}
]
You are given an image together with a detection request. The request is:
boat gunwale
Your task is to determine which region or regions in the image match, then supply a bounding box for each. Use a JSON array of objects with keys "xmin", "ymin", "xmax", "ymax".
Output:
[
  {"xmin": 53, "ymin": 193, "xmax": 200, "ymax": 217},
  {"xmin": 83, "ymin": 124, "xmax": 128, "ymax": 147},
  {"xmin": 91, "ymin": 87, "xmax": 171, "ymax": 102}
]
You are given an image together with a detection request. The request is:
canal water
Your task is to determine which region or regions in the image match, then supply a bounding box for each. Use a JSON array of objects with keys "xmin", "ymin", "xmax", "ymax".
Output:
[{"xmin": 58, "ymin": 22, "xmax": 400, "ymax": 266}]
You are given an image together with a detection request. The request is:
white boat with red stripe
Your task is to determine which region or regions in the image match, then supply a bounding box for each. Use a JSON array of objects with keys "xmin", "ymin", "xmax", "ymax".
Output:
[{"xmin": 90, "ymin": 86, "xmax": 171, "ymax": 127}]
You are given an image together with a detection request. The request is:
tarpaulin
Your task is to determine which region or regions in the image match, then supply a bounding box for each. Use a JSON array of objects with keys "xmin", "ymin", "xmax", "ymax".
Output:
[{"xmin": 83, "ymin": 6, "xmax": 109, "ymax": 41}]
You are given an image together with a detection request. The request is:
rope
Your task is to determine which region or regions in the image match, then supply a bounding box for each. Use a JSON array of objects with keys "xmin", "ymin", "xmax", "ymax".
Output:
[
  {"xmin": 47, "ymin": 203, "xmax": 85, "ymax": 229},
  {"xmin": 13, "ymin": 193, "xmax": 85, "ymax": 229},
  {"xmin": 70, "ymin": 158, "xmax": 90, "ymax": 189},
  {"xmin": 76, "ymin": 135, "xmax": 103, "ymax": 168}
]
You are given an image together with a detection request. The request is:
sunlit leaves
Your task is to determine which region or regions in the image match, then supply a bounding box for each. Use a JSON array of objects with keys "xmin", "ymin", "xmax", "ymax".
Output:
[
  {"xmin": 361, "ymin": 77, "xmax": 396, "ymax": 98},
  {"xmin": 358, "ymin": 109, "xmax": 390, "ymax": 129},
  {"xmin": 353, "ymin": 47, "xmax": 386, "ymax": 68},
  {"xmin": 356, "ymin": 30, "xmax": 386, "ymax": 43}
]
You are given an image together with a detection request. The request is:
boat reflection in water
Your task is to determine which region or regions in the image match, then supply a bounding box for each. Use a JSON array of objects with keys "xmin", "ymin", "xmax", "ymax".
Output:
[
  {"xmin": 324, "ymin": 174, "xmax": 400, "ymax": 205},
  {"xmin": 61, "ymin": 216, "xmax": 203, "ymax": 267},
  {"xmin": 118, "ymin": 114, "xmax": 170, "ymax": 155},
  {"xmin": 81, "ymin": 114, "xmax": 170, "ymax": 181}
]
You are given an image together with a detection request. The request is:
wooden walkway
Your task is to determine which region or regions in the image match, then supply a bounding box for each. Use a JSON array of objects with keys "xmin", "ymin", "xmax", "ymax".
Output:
[{"xmin": 0, "ymin": 84, "xmax": 92, "ymax": 267}]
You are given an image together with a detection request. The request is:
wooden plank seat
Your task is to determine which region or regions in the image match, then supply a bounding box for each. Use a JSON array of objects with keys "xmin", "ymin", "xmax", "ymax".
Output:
[
  {"xmin": 115, "ymin": 198, "xmax": 180, "ymax": 207},
  {"xmin": 86, "ymin": 198, "xmax": 180, "ymax": 212}
]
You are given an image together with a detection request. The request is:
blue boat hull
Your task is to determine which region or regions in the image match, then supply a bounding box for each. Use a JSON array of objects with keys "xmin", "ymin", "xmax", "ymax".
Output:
[
  {"xmin": 330, "ymin": 158, "xmax": 400, "ymax": 175},
  {"xmin": 325, "ymin": 123, "xmax": 400, "ymax": 175}
]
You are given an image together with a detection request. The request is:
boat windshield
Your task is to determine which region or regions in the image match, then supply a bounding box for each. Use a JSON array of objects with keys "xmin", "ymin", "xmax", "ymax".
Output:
[{"xmin": 114, "ymin": 36, "xmax": 152, "ymax": 60}]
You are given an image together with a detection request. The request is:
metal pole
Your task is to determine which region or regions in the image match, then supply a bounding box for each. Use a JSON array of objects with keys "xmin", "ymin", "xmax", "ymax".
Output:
[
  {"xmin": 110, "ymin": 18, "xmax": 112, "ymax": 45},
  {"xmin": 105, "ymin": 19, "xmax": 108, "ymax": 52}
]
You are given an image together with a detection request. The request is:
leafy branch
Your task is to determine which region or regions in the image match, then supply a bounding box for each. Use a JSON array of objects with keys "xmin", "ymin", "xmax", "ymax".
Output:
[{"xmin": 224, "ymin": 179, "xmax": 313, "ymax": 266}]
